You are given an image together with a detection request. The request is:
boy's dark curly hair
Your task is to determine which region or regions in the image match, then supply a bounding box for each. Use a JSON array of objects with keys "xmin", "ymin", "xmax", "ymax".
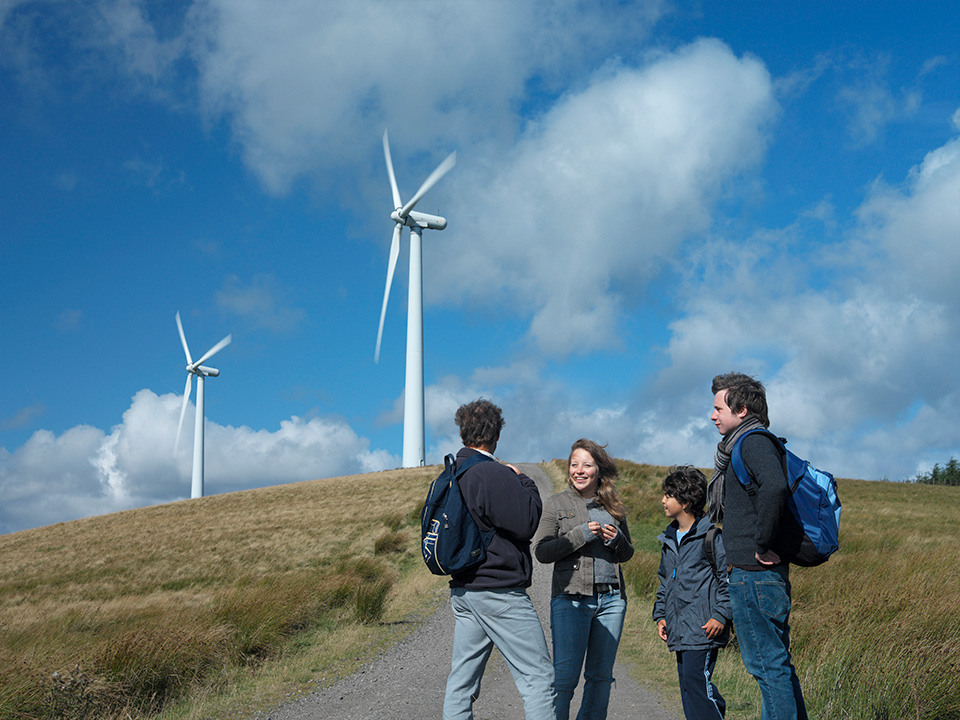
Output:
[
  {"xmin": 455, "ymin": 398, "xmax": 505, "ymax": 449},
  {"xmin": 662, "ymin": 465, "xmax": 708, "ymax": 517}
]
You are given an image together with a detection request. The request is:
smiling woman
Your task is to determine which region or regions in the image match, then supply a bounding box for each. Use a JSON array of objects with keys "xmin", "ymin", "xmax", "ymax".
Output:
[{"xmin": 534, "ymin": 439, "xmax": 634, "ymax": 720}]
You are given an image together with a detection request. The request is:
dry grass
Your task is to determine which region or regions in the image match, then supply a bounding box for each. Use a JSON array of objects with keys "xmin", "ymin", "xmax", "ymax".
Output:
[
  {"xmin": 605, "ymin": 461, "xmax": 960, "ymax": 720},
  {"xmin": 0, "ymin": 467, "xmax": 440, "ymax": 720},
  {"xmin": 4, "ymin": 460, "xmax": 959, "ymax": 720}
]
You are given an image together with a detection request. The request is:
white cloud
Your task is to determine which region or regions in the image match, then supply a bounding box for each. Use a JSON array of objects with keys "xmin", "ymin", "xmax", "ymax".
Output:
[
  {"xmin": 431, "ymin": 39, "xmax": 778, "ymax": 355},
  {"xmin": 648, "ymin": 128, "xmax": 960, "ymax": 482},
  {"xmin": 0, "ymin": 390, "xmax": 398, "ymax": 534},
  {"xmin": 859, "ymin": 136, "xmax": 960, "ymax": 309},
  {"xmin": 186, "ymin": 0, "xmax": 667, "ymax": 195}
]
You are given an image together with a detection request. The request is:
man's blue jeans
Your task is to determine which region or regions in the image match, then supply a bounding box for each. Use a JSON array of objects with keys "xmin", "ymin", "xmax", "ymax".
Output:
[
  {"xmin": 550, "ymin": 589, "xmax": 626, "ymax": 720},
  {"xmin": 443, "ymin": 587, "xmax": 555, "ymax": 720},
  {"xmin": 728, "ymin": 567, "xmax": 807, "ymax": 720}
]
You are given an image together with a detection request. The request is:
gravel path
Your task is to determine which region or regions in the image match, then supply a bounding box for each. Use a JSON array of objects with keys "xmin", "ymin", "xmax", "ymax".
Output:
[{"xmin": 253, "ymin": 464, "xmax": 677, "ymax": 720}]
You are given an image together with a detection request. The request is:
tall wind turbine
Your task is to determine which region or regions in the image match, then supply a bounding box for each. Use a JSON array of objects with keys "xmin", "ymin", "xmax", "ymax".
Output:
[
  {"xmin": 375, "ymin": 130, "xmax": 456, "ymax": 468},
  {"xmin": 174, "ymin": 311, "xmax": 231, "ymax": 499}
]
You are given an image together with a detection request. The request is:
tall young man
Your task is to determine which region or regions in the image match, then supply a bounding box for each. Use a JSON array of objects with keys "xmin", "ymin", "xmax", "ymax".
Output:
[
  {"xmin": 709, "ymin": 373, "xmax": 807, "ymax": 720},
  {"xmin": 442, "ymin": 398, "xmax": 555, "ymax": 720}
]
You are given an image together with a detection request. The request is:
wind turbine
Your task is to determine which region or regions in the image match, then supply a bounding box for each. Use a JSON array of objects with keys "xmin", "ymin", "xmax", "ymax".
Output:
[
  {"xmin": 174, "ymin": 311, "xmax": 232, "ymax": 499},
  {"xmin": 375, "ymin": 130, "xmax": 456, "ymax": 468}
]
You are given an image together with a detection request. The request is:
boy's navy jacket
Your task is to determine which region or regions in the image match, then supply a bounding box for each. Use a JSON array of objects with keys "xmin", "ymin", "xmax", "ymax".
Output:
[{"xmin": 653, "ymin": 515, "xmax": 731, "ymax": 652}]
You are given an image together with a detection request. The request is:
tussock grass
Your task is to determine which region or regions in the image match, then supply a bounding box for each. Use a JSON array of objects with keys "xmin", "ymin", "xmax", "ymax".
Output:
[
  {"xmin": 604, "ymin": 461, "xmax": 960, "ymax": 720},
  {"xmin": 6, "ymin": 460, "xmax": 959, "ymax": 719},
  {"xmin": 0, "ymin": 467, "xmax": 438, "ymax": 719}
]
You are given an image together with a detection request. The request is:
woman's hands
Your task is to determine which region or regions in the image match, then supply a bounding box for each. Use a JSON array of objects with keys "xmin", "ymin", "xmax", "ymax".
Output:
[{"xmin": 587, "ymin": 521, "xmax": 618, "ymax": 541}]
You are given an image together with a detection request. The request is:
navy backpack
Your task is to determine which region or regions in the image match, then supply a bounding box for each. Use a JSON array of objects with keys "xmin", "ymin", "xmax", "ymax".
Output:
[{"xmin": 421, "ymin": 452, "xmax": 496, "ymax": 575}]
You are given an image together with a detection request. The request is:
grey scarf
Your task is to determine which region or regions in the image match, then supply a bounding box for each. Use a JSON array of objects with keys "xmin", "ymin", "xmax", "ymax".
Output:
[{"xmin": 707, "ymin": 415, "xmax": 766, "ymax": 523}]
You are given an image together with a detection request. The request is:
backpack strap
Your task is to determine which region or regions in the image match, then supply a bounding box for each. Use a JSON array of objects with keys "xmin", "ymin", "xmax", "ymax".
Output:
[
  {"xmin": 452, "ymin": 450, "xmax": 494, "ymax": 479},
  {"xmin": 730, "ymin": 429, "xmax": 788, "ymax": 496},
  {"xmin": 704, "ymin": 526, "xmax": 721, "ymax": 580},
  {"xmin": 451, "ymin": 451, "xmax": 496, "ymax": 532}
]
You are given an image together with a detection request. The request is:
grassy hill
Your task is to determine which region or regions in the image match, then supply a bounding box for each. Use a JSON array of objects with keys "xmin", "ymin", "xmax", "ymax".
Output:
[{"xmin": 2, "ymin": 460, "xmax": 959, "ymax": 719}]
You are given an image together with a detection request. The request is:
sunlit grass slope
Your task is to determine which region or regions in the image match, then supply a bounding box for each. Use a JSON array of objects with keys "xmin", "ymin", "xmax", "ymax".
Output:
[
  {"xmin": 544, "ymin": 459, "xmax": 960, "ymax": 720},
  {"xmin": 4, "ymin": 461, "xmax": 959, "ymax": 720},
  {"xmin": 0, "ymin": 467, "xmax": 441, "ymax": 719}
]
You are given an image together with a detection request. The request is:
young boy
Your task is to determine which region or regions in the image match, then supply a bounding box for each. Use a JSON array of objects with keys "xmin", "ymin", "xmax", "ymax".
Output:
[{"xmin": 653, "ymin": 465, "xmax": 731, "ymax": 720}]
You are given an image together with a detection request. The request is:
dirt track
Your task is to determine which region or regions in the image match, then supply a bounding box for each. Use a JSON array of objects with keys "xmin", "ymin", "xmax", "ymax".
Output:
[{"xmin": 251, "ymin": 463, "xmax": 677, "ymax": 720}]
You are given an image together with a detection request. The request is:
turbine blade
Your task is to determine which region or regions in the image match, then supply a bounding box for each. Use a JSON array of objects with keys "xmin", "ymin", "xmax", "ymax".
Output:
[
  {"xmin": 375, "ymin": 225, "xmax": 402, "ymax": 363},
  {"xmin": 174, "ymin": 373, "xmax": 192, "ymax": 453},
  {"xmin": 399, "ymin": 150, "xmax": 456, "ymax": 218},
  {"xmin": 194, "ymin": 334, "xmax": 232, "ymax": 368},
  {"xmin": 382, "ymin": 130, "xmax": 402, "ymax": 211},
  {"xmin": 176, "ymin": 311, "xmax": 193, "ymax": 365}
]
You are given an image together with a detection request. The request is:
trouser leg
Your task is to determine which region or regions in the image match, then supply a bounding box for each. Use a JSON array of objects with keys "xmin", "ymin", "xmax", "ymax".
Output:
[
  {"xmin": 728, "ymin": 567, "xmax": 807, "ymax": 720},
  {"xmin": 577, "ymin": 591, "xmax": 626, "ymax": 720},
  {"xmin": 676, "ymin": 648, "xmax": 724, "ymax": 720},
  {"xmin": 450, "ymin": 588, "xmax": 556, "ymax": 720},
  {"xmin": 444, "ymin": 590, "xmax": 495, "ymax": 720}
]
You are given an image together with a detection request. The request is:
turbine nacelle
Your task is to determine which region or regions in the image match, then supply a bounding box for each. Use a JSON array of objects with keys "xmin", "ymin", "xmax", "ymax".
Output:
[
  {"xmin": 392, "ymin": 209, "xmax": 448, "ymax": 230},
  {"xmin": 375, "ymin": 129, "xmax": 456, "ymax": 366},
  {"xmin": 187, "ymin": 364, "xmax": 221, "ymax": 377}
]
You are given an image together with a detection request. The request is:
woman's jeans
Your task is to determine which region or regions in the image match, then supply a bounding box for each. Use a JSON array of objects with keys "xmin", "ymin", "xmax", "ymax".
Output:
[
  {"xmin": 727, "ymin": 566, "xmax": 807, "ymax": 720},
  {"xmin": 550, "ymin": 589, "xmax": 626, "ymax": 720}
]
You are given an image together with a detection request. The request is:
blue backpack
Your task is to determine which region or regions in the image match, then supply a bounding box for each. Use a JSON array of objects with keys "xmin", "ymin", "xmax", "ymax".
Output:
[
  {"xmin": 421, "ymin": 453, "xmax": 496, "ymax": 575},
  {"xmin": 731, "ymin": 429, "xmax": 841, "ymax": 567}
]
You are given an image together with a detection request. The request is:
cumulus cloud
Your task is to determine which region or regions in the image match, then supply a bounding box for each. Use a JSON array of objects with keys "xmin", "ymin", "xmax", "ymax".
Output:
[
  {"xmin": 650, "ymin": 125, "xmax": 960, "ymax": 481},
  {"xmin": 186, "ymin": 0, "xmax": 666, "ymax": 195},
  {"xmin": 431, "ymin": 39, "xmax": 778, "ymax": 355},
  {"xmin": 3, "ymin": 0, "xmax": 958, "ymax": 533},
  {"xmin": 0, "ymin": 390, "xmax": 398, "ymax": 534}
]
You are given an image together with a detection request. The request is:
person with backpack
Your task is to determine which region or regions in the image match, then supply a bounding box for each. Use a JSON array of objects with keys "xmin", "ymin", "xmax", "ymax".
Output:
[
  {"xmin": 708, "ymin": 372, "xmax": 808, "ymax": 720},
  {"xmin": 653, "ymin": 465, "xmax": 730, "ymax": 720},
  {"xmin": 442, "ymin": 399, "xmax": 555, "ymax": 720},
  {"xmin": 534, "ymin": 438, "xmax": 634, "ymax": 720}
]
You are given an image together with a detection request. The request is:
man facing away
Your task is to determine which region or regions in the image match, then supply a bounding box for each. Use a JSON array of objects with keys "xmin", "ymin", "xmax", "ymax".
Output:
[
  {"xmin": 708, "ymin": 373, "xmax": 807, "ymax": 720},
  {"xmin": 443, "ymin": 398, "xmax": 556, "ymax": 720}
]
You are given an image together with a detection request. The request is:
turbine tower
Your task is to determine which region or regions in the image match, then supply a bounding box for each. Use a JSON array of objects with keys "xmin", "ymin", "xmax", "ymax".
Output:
[
  {"xmin": 375, "ymin": 130, "xmax": 455, "ymax": 468},
  {"xmin": 174, "ymin": 311, "xmax": 231, "ymax": 499}
]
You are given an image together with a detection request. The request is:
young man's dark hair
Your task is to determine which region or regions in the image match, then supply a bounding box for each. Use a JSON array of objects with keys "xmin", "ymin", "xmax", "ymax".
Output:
[
  {"xmin": 662, "ymin": 465, "xmax": 708, "ymax": 518},
  {"xmin": 711, "ymin": 372, "xmax": 769, "ymax": 427},
  {"xmin": 455, "ymin": 398, "xmax": 505, "ymax": 448}
]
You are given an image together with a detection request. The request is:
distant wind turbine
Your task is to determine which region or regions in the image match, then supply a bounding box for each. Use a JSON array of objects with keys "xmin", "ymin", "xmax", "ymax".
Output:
[
  {"xmin": 375, "ymin": 130, "xmax": 456, "ymax": 468},
  {"xmin": 174, "ymin": 311, "xmax": 231, "ymax": 499}
]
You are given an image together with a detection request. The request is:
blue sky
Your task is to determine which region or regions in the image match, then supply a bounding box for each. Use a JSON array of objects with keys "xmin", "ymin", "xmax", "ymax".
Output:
[{"xmin": 2, "ymin": 0, "xmax": 959, "ymax": 534}]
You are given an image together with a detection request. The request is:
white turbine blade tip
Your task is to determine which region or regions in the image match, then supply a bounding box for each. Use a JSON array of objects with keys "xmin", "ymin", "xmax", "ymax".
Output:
[
  {"xmin": 383, "ymin": 129, "xmax": 402, "ymax": 210},
  {"xmin": 401, "ymin": 150, "xmax": 456, "ymax": 217},
  {"xmin": 174, "ymin": 374, "xmax": 192, "ymax": 452},
  {"xmin": 375, "ymin": 227, "xmax": 401, "ymax": 362},
  {"xmin": 176, "ymin": 311, "xmax": 193, "ymax": 364},
  {"xmin": 195, "ymin": 334, "xmax": 232, "ymax": 367}
]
